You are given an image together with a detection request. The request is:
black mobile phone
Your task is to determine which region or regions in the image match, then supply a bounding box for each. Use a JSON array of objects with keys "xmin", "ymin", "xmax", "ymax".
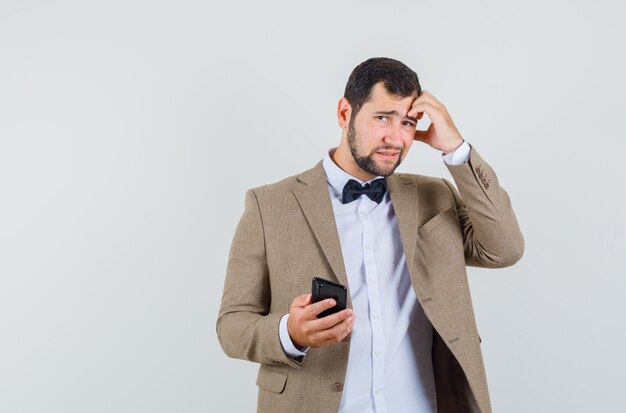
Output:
[{"xmin": 311, "ymin": 277, "xmax": 347, "ymax": 318}]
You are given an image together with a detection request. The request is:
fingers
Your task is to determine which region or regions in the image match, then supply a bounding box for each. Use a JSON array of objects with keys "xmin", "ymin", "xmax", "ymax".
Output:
[
  {"xmin": 408, "ymin": 100, "xmax": 438, "ymax": 119},
  {"xmin": 408, "ymin": 90, "xmax": 445, "ymax": 118},
  {"xmin": 414, "ymin": 123, "xmax": 435, "ymax": 143},
  {"xmin": 313, "ymin": 308, "xmax": 354, "ymax": 330},
  {"xmin": 291, "ymin": 293, "xmax": 312, "ymax": 309},
  {"xmin": 309, "ymin": 311, "xmax": 355, "ymax": 346},
  {"xmin": 420, "ymin": 90, "xmax": 444, "ymax": 106},
  {"xmin": 416, "ymin": 90, "xmax": 443, "ymax": 107},
  {"xmin": 305, "ymin": 298, "xmax": 340, "ymax": 319}
]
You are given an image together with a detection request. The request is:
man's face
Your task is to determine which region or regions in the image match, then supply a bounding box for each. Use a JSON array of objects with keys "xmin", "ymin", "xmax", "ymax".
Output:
[{"xmin": 347, "ymin": 82, "xmax": 418, "ymax": 177}]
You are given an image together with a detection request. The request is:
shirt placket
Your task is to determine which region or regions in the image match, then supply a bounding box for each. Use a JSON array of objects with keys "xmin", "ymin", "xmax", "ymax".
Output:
[{"xmin": 357, "ymin": 197, "xmax": 388, "ymax": 413}]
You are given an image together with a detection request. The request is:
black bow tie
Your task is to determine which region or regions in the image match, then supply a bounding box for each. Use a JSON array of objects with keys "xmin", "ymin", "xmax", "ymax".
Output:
[{"xmin": 341, "ymin": 178, "xmax": 387, "ymax": 204}]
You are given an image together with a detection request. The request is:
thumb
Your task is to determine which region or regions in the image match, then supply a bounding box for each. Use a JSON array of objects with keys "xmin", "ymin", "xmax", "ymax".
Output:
[
  {"xmin": 414, "ymin": 123, "xmax": 435, "ymax": 143},
  {"xmin": 291, "ymin": 293, "xmax": 312, "ymax": 308}
]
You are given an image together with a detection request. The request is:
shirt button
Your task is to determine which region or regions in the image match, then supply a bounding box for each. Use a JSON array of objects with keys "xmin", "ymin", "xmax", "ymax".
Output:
[
  {"xmin": 374, "ymin": 351, "xmax": 381, "ymax": 357},
  {"xmin": 368, "ymin": 278, "xmax": 375, "ymax": 284},
  {"xmin": 373, "ymin": 315, "xmax": 379, "ymax": 320},
  {"xmin": 364, "ymin": 245, "xmax": 371, "ymax": 250}
]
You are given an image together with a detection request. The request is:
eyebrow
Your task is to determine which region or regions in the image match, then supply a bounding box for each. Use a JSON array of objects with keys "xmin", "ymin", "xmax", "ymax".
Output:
[{"xmin": 374, "ymin": 110, "xmax": 418, "ymax": 123}]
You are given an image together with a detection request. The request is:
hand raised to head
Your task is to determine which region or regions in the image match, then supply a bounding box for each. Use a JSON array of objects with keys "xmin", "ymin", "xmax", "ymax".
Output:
[{"xmin": 408, "ymin": 90, "xmax": 464, "ymax": 154}]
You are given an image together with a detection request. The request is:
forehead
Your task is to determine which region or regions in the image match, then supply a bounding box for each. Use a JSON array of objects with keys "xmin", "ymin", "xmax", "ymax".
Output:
[{"xmin": 362, "ymin": 82, "xmax": 416, "ymax": 112}]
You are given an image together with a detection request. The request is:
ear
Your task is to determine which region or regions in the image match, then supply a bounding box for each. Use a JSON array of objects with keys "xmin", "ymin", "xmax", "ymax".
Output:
[{"xmin": 337, "ymin": 97, "xmax": 352, "ymax": 129}]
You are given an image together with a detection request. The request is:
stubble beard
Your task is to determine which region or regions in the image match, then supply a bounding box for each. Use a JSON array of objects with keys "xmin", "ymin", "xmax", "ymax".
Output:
[{"xmin": 347, "ymin": 119, "xmax": 403, "ymax": 177}]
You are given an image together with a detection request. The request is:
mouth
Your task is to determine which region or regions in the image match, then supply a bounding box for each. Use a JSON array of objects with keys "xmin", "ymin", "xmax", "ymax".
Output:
[{"xmin": 375, "ymin": 151, "xmax": 400, "ymax": 161}]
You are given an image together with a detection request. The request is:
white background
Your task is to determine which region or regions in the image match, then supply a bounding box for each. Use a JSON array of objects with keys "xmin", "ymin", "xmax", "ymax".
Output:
[{"xmin": 1, "ymin": 0, "xmax": 625, "ymax": 411}]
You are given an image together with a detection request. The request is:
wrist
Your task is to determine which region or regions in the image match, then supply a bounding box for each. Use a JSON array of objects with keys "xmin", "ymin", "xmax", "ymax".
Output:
[
  {"xmin": 286, "ymin": 315, "xmax": 305, "ymax": 348},
  {"xmin": 441, "ymin": 137, "xmax": 464, "ymax": 155},
  {"xmin": 280, "ymin": 313, "xmax": 308, "ymax": 357}
]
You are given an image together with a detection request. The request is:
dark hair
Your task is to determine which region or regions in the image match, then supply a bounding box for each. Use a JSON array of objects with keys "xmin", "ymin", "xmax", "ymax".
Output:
[{"xmin": 343, "ymin": 57, "xmax": 421, "ymax": 115}]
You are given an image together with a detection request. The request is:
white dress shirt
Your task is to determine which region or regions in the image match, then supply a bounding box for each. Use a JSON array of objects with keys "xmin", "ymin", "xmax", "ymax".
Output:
[{"xmin": 279, "ymin": 142, "xmax": 471, "ymax": 413}]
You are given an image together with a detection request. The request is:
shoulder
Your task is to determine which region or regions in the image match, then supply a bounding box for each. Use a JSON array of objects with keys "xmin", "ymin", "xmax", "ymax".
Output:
[{"xmin": 246, "ymin": 162, "xmax": 324, "ymax": 202}]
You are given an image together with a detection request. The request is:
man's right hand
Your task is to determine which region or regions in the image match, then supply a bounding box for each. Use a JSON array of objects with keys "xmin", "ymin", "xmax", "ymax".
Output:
[{"xmin": 287, "ymin": 293, "xmax": 355, "ymax": 348}]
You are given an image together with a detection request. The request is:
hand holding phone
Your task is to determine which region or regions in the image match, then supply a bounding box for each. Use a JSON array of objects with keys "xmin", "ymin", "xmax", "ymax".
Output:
[
  {"xmin": 311, "ymin": 277, "xmax": 347, "ymax": 318},
  {"xmin": 285, "ymin": 278, "xmax": 354, "ymax": 348}
]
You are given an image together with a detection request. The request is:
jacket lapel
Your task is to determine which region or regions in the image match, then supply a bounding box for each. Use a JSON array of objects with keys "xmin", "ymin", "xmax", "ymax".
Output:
[
  {"xmin": 387, "ymin": 173, "xmax": 420, "ymax": 270},
  {"xmin": 292, "ymin": 162, "xmax": 349, "ymax": 287}
]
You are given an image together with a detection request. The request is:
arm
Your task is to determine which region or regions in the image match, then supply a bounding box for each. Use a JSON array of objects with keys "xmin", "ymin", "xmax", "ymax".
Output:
[
  {"xmin": 408, "ymin": 91, "xmax": 524, "ymax": 268},
  {"xmin": 445, "ymin": 146, "xmax": 524, "ymax": 268},
  {"xmin": 216, "ymin": 189, "xmax": 355, "ymax": 367},
  {"xmin": 216, "ymin": 189, "xmax": 302, "ymax": 368}
]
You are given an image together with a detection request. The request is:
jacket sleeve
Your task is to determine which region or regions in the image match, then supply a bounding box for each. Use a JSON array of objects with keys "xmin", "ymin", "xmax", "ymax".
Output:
[
  {"xmin": 216, "ymin": 189, "xmax": 302, "ymax": 368},
  {"xmin": 444, "ymin": 146, "xmax": 525, "ymax": 268}
]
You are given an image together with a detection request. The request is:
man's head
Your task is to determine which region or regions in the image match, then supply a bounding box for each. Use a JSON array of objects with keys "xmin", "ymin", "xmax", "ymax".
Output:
[
  {"xmin": 343, "ymin": 57, "xmax": 422, "ymax": 119},
  {"xmin": 335, "ymin": 57, "xmax": 422, "ymax": 180}
]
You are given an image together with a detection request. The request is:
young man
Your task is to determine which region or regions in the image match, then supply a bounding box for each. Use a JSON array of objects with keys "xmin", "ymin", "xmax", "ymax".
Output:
[{"xmin": 217, "ymin": 57, "xmax": 524, "ymax": 413}]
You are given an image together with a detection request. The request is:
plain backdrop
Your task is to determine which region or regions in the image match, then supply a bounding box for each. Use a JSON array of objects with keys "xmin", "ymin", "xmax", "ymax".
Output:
[{"xmin": 1, "ymin": 0, "xmax": 625, "ymax": 412}]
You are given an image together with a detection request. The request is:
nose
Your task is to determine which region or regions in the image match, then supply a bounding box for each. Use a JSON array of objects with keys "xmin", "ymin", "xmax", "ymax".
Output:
[{"xmin": 384, "ymin": 121, "xmax": 404, "ymax": 147}]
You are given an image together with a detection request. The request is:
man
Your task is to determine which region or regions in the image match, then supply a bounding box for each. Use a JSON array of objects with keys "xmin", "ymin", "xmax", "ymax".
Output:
[{"xmin": 217, "ymin": 57, "xmax": 524, "ymax": 413}]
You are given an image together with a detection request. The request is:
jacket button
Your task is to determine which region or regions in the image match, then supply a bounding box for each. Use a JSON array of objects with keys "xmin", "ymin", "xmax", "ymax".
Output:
[
  {"xmin": 341, "ymin": 333, "xmax": 351, "ymax": 342},
  {"xmin": 332, "ymin": 382, "xmax": 343, "ymax": 392}
]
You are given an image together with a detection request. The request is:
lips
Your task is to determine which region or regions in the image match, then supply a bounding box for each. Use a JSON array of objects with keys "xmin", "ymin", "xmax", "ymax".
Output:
[{"xmin": 376, "ymin": 151, "xmax": 400, "ymax": 159}]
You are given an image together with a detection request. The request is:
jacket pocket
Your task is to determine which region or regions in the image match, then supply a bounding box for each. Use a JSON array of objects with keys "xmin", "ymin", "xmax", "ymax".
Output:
[
  {"xmin": 256, "ymin": 366, "xmax": 288, "ymax": 394},
  {"xmin": 418, "ymin": 207, "xmax": 464, "ymax": 259},
  {"xmin": 418, "ymin": 207, "xmax": 457, "ymax": 238}
]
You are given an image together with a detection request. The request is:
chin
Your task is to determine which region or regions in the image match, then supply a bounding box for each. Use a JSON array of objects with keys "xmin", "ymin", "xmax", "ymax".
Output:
[{"xmin": 379, "ymin": 161, "xmax": 402, "ymax": 174}]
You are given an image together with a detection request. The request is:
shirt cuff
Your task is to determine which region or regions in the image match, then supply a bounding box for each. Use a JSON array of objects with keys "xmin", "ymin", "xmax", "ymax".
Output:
[
  {"xmin": 442, "ymin": 140, "xmax": 471, "ymax": 165},
  {"xmin": 279, "ymin": 314, "xmax": 309, "ymax": 358}
]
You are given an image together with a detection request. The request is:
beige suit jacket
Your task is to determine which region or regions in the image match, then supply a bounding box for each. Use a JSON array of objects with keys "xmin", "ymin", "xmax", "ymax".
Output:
[{"xmin": 217, "ymin": 147, "xmax": 524, "ymax": 413}]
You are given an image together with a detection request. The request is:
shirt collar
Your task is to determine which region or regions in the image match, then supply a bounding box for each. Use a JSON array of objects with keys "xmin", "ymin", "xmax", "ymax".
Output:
[{"xmin": 322, "ymin": 148, "xmax": 384, "ymax": 199}]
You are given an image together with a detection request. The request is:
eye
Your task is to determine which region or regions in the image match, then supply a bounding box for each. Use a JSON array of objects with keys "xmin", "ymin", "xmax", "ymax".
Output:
[
  {"xmin": 375, "ymin": 115, "xmax": 389, "ymax": 123},
  {"xmin": 403, "ymin": 120, "xmax": 416, "ymax": 127}
]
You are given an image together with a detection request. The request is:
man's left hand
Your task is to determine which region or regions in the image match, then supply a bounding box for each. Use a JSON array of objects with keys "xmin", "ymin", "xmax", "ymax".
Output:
[{"xmin": 408, "ymin": 90, "xmax": 464, "ymax": 154}]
